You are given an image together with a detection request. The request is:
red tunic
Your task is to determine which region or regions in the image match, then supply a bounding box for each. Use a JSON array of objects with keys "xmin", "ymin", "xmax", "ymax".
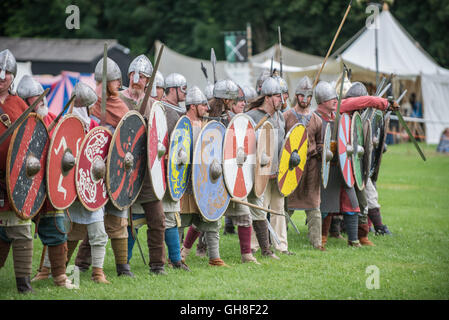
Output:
[
  {"xmin": 340, "ymin": 96, "xmax": 388, "ymax": 114},
  {"xmin": 90, "ymin": 95, "xmax": 129, "ymax": 128},
  {"xmin": 0, "ymin": 95, "xmax": 29, "ymax": 212}
]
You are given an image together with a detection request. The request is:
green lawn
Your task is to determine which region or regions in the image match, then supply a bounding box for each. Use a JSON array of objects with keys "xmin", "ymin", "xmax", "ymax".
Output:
[{"xmin": 1, "ymin": 142, "xmax": 448, "ymax": 300}]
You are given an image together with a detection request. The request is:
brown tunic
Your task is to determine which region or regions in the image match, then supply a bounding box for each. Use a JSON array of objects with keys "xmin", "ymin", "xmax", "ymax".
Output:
[{"xmin": 283, "ymin": 109, "xmax": 323, "ymax": 210}]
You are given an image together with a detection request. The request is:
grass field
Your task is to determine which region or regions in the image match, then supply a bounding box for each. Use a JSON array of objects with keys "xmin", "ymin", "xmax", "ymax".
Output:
[{"xmin": 1, "ymin": 142, "xmax": 448, "ymax": 300}]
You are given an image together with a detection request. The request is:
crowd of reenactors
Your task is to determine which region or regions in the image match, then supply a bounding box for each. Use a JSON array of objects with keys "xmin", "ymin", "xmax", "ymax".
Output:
[{"xmin": 0, "ymin": 46, "xmax": 397, "ymax": 294}]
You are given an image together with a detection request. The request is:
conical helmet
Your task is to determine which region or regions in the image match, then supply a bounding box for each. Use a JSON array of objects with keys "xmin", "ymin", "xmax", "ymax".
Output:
[
  {"xmin": 314, "ymin": 81, "xmax": 337, "ymax": 105},
  {"xmin": 295, "ymin": 76, "xmax": 313, "ymax": 97},
  {"xmin": 94, "ymin": 57, "xmax": 122, "ymax": 83},
  {"xmin": 73, "ymin": 82, "xmax": 98, "ymax": 108},
  {"xmin": 128, "ymin": 54, "xmax": 153, "ymax": 84},
  {"xmin": 345, "ymin": 82, "xmax": 368, "ymax": 98},
  {"xmin": 16, "ymin": 75, "xmax": 44, "ymax": 100},
  {"xmin": 165, "ymin": 73, "xmax": 187, "ymax": 89},
  {"xmin": 261, "ymin": 77, "xmax": 282, "ymax": 96},
  {"xmin": 213, "ymin": 79, "xmax": 239, "ymax": 100},
  {"xmin": 186, "ymin": 86, "xmax": 208, "ymax": 106},
  {"xmin": 0, "ymin": 49, "xmax": 17, "ymax": 80}
]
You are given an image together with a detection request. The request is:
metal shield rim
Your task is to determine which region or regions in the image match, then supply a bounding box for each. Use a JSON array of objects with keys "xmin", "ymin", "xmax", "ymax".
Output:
[
  {"xmin": 338, "ymin": 113, "xmax": 354, "ymax": 188},
  {"xmin": 362, "ymin": 119, "xmax": 372, "ymax": 187},
  {"xmin": 167, "ymin": 115, "xmax": 192, "ymax": 201},
  {"xmin": 351, "ymin": 112, "xmax": 364, "ymax": 191},
  {"xmin": 106, "ymin": 110, "xmax": 147, "ymax": 210},
  {"xmin": 147, "ymin": 101, "xmax": 168, "ymax": 201},
  {"xmin": 46, "ymin": 114, "xmax": 85, "ymax": 210},
  {"xmin": 254, "ymin": 120, "xmax": 274, "ymax": 198},
  {"xmin": 277, "ymin": 123, "xmax": 308, "ymax": 197},
  {"xmin": 372, "ymin": 111, "xmax": 390, "ymax": 181},
  {"xmin": 6, "ymin": 113, "xmax": 48, "ymax": 220},
  {"xmin": 222, "ymin": 113, "xmax": 256, "ymax": 200},
  {"xmin": 75, "ymin": 125, "xmax": 112, "ymax": 212},
  {"xmin": 192, "ymin": 120, "xmax": 230, "ymax": 222},
  {"xmin": 321, "ymin": 122, "xmax": 331, "ymax": 189}
]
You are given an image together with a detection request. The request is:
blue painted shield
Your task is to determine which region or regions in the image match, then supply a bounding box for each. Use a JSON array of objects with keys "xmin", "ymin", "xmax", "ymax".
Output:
[
  {"xmin": 192, "ymin": 121, "xmax": 230, "ymax": 222},
  {"xmin": 167, "ymin": 116, "xmax": 193, "ymax": 201}
]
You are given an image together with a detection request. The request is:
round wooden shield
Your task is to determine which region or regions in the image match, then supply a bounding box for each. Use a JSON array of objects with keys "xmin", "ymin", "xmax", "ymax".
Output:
[
  {"xmin": 371, "ymin": 111, "xmax": 390, "ymax": 182},
  {"xmin": 362, "ymin": 118, "xmax": 373, "ymax": 187},
  {"xmin": 351, "ymin": 112, "xmax": 365, "ymax": 191},
  {"xmin": 6, "ymin": 113, "xmax": 49, "ymax": 219},
  {"xmin": 369, "ymin": 109, "xmax": 384, "ymax": 178},
  {"xmin": 167, "ymin": 115, "xmax": 193, "ymax": 201},
  {"xmin": 75, "ymin": 126, "xmax": 112, "ymax": 211},
  {"xmin": 106, "ymin": 111, "xmax": 147, "ymax": 210},
  {"xmin": 277, "ymin": 123, "xmax": 308, "ymax": 197},
  {"xmin": 192, "ymin": 120, "xmax": 230, "ymax": 222},
  {"xmin": 338, "ymin": 113, "xmax": 354, "ymax": 188},
  {"xmin": 254, "ymin": 121, "xmax": 275, "ymax": 198},
  {"xmin": 321, "ymin": 123, "xmax": 332, "ymax": 189},
  {"xmin": 47, "ymin": 115, "xmax": 85, "ymax": 210},
  {"xmin": 147, "ymin": 101, "xmax": 168, "ymax": 201},
  {"xmin": 223, "ymin": 114, "xmax": 256, "ymax": 200}
]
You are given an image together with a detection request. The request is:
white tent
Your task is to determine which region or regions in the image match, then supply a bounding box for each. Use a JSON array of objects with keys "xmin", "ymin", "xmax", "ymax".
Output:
[
  {"xmin": 155, "ymin": 40, "xmax": 254, "ymax": 92},
  {"xmin": 290, "ymin": 6, "xmax": 449, "ymax": 144},
  {"xmin": 341, "ymin": 8, "xmax": 449, "ymax": 144},
  {"xmin": 154, "ymin": 40, "xmax": 324, "ymax": 98}
]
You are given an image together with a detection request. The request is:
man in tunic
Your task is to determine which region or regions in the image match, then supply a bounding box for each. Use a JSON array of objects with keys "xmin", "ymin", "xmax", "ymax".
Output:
[
  {"xmin": 16, "ymin": 76, "xmax": 75, "ymax": 288},
  {"xmin": 0, "ymin": 49, "xmax": 36, "ymax": 293},
  {"xmin": 247, "ymin": 77, "xmax": 289, "ymax": 256},
  {"xmin": 64, "ymin": 82, "xmax": 110, "ymax": 284},
  {"xmin": 340, "ymin": 82, "xmax": 397, "ymax": 244},
  {"xmin": 179, "ymin": 86, "xmax": 229, "ymax": 267},
  {"xmin": 283, "ymin": 76, "xmax": 325, "ymax": 251},
  {"xmin": 89, "ymin": 57, "xmax": 134, "ymax": 277}
]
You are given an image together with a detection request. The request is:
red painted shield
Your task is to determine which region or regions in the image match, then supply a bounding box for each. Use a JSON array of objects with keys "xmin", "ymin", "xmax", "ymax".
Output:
[
  {"xmin": 223, "ymin": 114, "xmax": 256, "ymax": 200},
  {"xmin": 338, "ymin": 113, "xmax": 354, "ymax": 188},
  {"xmin": 6, "ymin": 113, "xmax": 49, "ymax": 219},
  {"xmin": 75, "ymin": 126, "xmax": 112, "ymax": 211},
  {"xmin": 47, "ymin": 115, "xmax": 85, "ymax": 210}
]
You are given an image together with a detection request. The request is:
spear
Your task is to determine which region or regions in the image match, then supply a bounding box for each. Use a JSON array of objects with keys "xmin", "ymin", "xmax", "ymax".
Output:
[{"xmin": 139, "ymin": 44, "xmax": 165, "ymax": 115}]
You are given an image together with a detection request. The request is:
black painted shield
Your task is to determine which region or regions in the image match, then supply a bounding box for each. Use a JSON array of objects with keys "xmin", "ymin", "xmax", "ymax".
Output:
[
  {"xmin": 106, "ymin": 111, "xmax": 147, "ymax": 210},
  {"xmin": 6, "ymin": 113, "xmax": 49, "ymax": 219}
]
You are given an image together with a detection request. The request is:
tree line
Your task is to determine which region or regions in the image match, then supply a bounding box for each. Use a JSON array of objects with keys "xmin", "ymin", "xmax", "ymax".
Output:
[{"xmin": 1, "ymin": 0, "xmax": 448, "ymax": 68}]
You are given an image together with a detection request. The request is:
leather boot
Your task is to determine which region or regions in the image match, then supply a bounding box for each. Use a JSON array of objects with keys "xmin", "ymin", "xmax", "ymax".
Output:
[
  {"xmin": 180, "ymin": 246, "xmax": 191, "ymax": 261},
  {"xmin": 15, "ymin": 276, "xmax": 34, "ymax": 294},
  {"xmin": 321, "ymin": 235, "xmax": 328, "ymax": 247},
  {"xmin": 111, "ymin": 238, "xmax": 134, "ymax": 277},
  {"xmin": 172, "ymin": 260, "xmax": 191, "ymax": 271},
  {"xmin": 116, "ymin": 263, "xmax": 135, "ymax": 277},
  {"xmin": 149, "ymin": 266, "xmax": 167, "ymax": 275},
  {"xmin": 375, "ymin": 224, "xmax": 392, "ymax": 236},
  {"xmin": 31, "ymin": 266, "xmax": 51, "ymax": 282},
  {"xmin": 209, "ymin": 258, "xmax": 229, "ymax": 267},
  {"xmin": 49, "ymin": 243, "xmax": 75, "ymax": 288},
  {"xmin": 358, "ymin": 224, "xmax": 375, "ymax": 246},
  {"xmin": 91, "ymin": 267, "xmax": 110, "ymax": 284},
  {"xmin": 348, "ymin": 240, "xmax": 362, "ymax": 247},
  {"xmin": 252, "ymin": 220, "xmax": 279, "ymax": 259},
  {"xmin": 241, "ymin": 253, "xmax": 260, "ymax": 265}
]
